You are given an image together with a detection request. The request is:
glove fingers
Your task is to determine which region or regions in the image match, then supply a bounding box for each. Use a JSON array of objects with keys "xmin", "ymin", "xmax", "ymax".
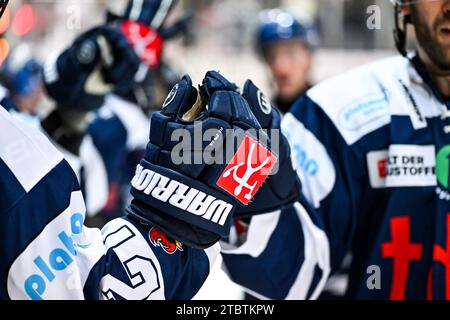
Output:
[
  {"xmin": 160, "ymin": 74, "xmax": 198, "ymax": 118},
  {"xmin": 99, "ymin": 26, "xmax": 140, "ymax": 84},
  {"xmin": 201, "ymin": 72, "xmax": 262, "ymax": 130},
  {"xmin": 208, "ymin": 90, "xmax": 261, "ymax": 131},
  {"xmin": 202, "ymin": 71, "xmax": 238, "ymax": 99},
  {"xmin": 242, "ymin": 79, "xmax": 275, "ymax": 129}
]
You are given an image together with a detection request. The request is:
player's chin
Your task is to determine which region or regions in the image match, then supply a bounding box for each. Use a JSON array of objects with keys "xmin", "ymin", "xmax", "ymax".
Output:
[
  {"xmin": 278, "ymin": 84, "xmax": 296, "ymax": 99},
  {"xmin": 434, "ymin": 44, "xmax": 450, "ymax": 64}
]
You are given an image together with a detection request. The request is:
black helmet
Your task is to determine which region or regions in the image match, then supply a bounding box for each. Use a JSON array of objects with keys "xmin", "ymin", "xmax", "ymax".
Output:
[{"xmin": 391, "ymin": 0, "xmax": 412, "ymax": 56}]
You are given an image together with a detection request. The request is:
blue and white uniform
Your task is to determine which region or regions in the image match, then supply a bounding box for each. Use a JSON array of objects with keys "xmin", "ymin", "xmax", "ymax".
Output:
[
  {"xmin": 0, "ymin": 106, "xmax": 218, "ymax": 300},
  {"xmin": 47, "ymin": 94, "xmax": 150, "ymax": 218},
  {"xmin": 222, "ymin": 54, "xmax": 450, "ymax": 300},
  {"xmin": 85, "ymin": 94, "xmax": 150, "ymax": 217}
]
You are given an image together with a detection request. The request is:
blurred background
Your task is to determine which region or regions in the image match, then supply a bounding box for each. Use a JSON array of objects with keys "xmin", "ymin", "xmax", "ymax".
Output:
[
  {"xmin": 0, "ymin": 0, "xmax": 397, "ymax": 96},
  {"xmin": 0, "ymin": 0, "xmax": 401, "ymax": 300}
]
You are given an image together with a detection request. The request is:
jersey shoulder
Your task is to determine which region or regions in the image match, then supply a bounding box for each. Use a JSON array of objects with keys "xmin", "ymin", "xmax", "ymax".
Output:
[
  {"xmin": 0, "ymin": 107, "xmax": 64, "ymax": 213},
  {"xmin": 305, "ymin": 55, "xmax": 431, "ymax": 145}
]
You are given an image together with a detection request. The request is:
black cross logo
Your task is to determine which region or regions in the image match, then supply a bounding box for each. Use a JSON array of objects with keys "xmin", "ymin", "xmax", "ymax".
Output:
[{"xmin": 0, "ymin": 0, "xmax": 8, "ymax": 19}]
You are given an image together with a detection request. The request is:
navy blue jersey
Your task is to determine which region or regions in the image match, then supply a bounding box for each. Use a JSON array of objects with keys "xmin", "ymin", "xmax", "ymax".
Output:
[
  {"xmin": 82, "ymin": 95, "xmax": 149, "ymax": 217},
  {"xmin": 0, "ymin": 106, "xmax": 218, "ymax": 300},
  {"xmin": 222, "ymin": 55, "xmax": 450, "ymax": 300},
  {"xmin": 88, "ymin": 94, "xmax": 149, "ymax": 184}
]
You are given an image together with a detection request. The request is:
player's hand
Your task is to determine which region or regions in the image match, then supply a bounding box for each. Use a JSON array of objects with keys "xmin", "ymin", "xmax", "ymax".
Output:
[
  {"xmin": 189, "ymin": 71, "xmax": 301, "ymax": 217},
  {"xmin": 42, "ymin": 24, "xmax": 140, "ymax": 111},
  {"xmin": 126, "ymin": 72, "xmax": 278, "ymax": 249}
]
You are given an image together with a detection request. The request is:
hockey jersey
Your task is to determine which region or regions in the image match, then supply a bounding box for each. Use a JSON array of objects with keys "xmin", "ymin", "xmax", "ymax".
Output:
[
  {"xmin": 221, "ymin": 54, "xmax": 450, "ymax": 300},
  {"xmin": 0, "ymin": 106, "xmax": 218, "ymax": 300},
  {"xmin": 83, "ymin": 94, "xmax": 150, "ymax": 217},
  {"xmin": 51, "ymin": 94, "xmax": 150, "ymax": 218}
]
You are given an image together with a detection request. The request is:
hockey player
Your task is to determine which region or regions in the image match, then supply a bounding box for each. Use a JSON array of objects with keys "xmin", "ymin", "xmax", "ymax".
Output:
[
  {"xmin": 219, "ymin": 0, "xmax": 450, "ymax": 299},
  {"xmin": 0, "ymin": 44, "xmax": 44, "ymax": 116},
  {"xmin": 0, "ymin": 70, "xmax": 278, "ymax": 299},
  {"xmin": 40, "ymin": 24, "xmax": 141, "ymax": 216},
  {"xmin": 90, "ymin": 0, "xmax": 191, "ymax": 223},
  {"xmin": 255, "ymin": 10, "xmax": 349, "ymax": 299},
  {"xmin": 42, "ymin": 0, "xmax": 189, "ymax": 219},
  {"xmin": 256, "ymin": 9, "xmax": 318, "ymax": 113}
]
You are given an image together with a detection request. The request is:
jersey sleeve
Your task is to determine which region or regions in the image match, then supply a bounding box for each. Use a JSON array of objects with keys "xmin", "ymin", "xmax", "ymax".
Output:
[
  {"xmin": 221, "ymin": 94, "xmax": 371, "ymax": 299},
  {"xmin": 82, "ymin": 95, "xmax": 149, "ymax": 215},
  {"xmin": 0, "ymin": 107, "xmax": 218, "ymax": 300},
  {"xmin": 82, "ymin": 217, "xmax": 219, "ymax": 300},
  {"xmin": 5, "ymin": 186, "xmax": 218, "ymax": 300}
]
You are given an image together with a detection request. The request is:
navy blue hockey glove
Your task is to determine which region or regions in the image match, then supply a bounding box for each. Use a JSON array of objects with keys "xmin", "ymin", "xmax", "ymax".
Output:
[
  {"xmin": 191, "ymin": 71, "xmax": 301, "ymax": 216},
  {"xmin": 126, "ymin": 72, "xmax": 278, "ymax": 249},
  {"xmin": 43, "ymin": 24, "xmax": 140, "ymax": 111}
]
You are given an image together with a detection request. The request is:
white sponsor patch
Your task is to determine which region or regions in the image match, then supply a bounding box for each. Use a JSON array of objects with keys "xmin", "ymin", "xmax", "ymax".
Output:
[
  {"xmin": 306, "ymin": 57, "xmax": 429, "ymax": 145},
  {"xmin": 308, "ymin": 74, "xmax": 391, "ymax": 145},
  {"xmin": 337, "ymin": 92, "xmax": 389, "ymax": 131},
  {"xmin": 7, "ymin": 191, "xmax": 103, "ymax": 300},
  {"xmin": 367, "ymin": 145, "xmax": 436, "ymax": 189},
  {"xmin": 281, "ymin": 113, "xmax": 336, "ymax": 208}
]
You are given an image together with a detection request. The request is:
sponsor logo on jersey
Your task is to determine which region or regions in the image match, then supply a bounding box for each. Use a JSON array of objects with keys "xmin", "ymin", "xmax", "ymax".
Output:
[
  {"xmin": 291, "ymin": 144, "xmax": 319, "ymax": 177},
  {"xmin": 131, "ymin": 165, "xmax": 233, "ymax": 226},
  {"xmin": 367, "ymin": 145, "xmax": 436, "ymax": 188},
  {"xmin": 149, "ymin": 227, "xmax": 183, "ymax": 254},
  {"xmin": 216, "ymin": 135, "xmax": 277, "ymax": 205},
  {"xmin": 436, "ymin": 145, "xmax": 450, "ymax": 200},
  {"xmin": 281, "ymin": 113, "xmax": 336, "ymax": 208},
  {"xmin": 377, "ymin": 158, "xmax": 388, "ymax": 178},
  {"xmin": 22, "ymin": 212, "xmax": 88, "ymax": 300},
  {"xmin": 338, "ymin": 93, "xmax": 389, "ymax": 131}
]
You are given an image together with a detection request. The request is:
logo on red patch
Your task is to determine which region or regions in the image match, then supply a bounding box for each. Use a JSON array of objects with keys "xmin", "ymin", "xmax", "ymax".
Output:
[
  {"xmin": 149, "ymin": 227, "xmax": 183, "ymax": 254},
  {"xmin": 216, "ymin": 135, "xmax": 277, "ymax": 205},
  {"xmin": 121, "ymin": 20, "xmax": 163, "ymax": 68},
  {"xmin": 378, "ymin": 159, "xmax": 387, "ymax": 178}
]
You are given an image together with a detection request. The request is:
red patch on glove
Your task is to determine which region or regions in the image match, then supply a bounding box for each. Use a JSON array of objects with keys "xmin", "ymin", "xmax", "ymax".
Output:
[{"xmin": 217, "ymin": 135, "xmax": 277, "ymax": 205}]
